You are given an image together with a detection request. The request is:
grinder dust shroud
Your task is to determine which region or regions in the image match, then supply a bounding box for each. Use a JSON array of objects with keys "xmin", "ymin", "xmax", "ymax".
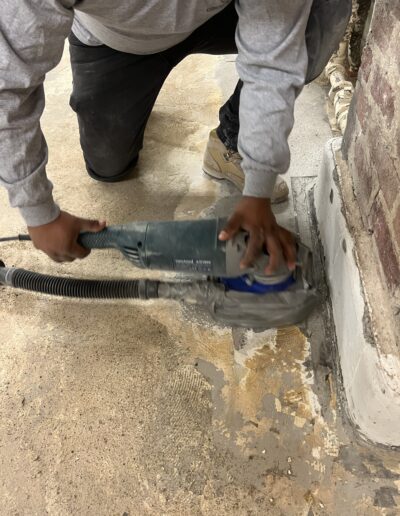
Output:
[{"xmin": 0, "ymin": 218, "xmax": 319, "ymax": 330}]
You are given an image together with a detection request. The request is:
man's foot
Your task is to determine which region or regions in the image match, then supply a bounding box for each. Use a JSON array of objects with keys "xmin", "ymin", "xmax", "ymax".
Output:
[{"xmin": 202, "ymin": 129, "xmax": 289, "ymax": 204}]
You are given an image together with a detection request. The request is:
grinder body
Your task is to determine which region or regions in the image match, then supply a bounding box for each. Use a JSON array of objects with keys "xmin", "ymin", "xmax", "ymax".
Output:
[{"xmin": 79, "ymin": 217, "xmax": 292, "ymax": 282}]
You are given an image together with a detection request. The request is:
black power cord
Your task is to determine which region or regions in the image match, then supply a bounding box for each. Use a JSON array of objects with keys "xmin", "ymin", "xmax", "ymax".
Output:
[{"xmin": 0, "ymin": 234, "xmax": 31, "ymax": 243}]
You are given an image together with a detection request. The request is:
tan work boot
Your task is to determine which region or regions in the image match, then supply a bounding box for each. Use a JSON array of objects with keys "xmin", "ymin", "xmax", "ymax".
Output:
[{"xmin": 202, "ymin": 129, "xmax": 289, "ymax": 204}]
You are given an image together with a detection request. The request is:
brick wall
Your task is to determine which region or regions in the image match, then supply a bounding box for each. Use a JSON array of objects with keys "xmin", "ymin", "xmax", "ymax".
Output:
[{"xmin": 343, "ymin": 0, "xmax": 400, "ymax": 299}]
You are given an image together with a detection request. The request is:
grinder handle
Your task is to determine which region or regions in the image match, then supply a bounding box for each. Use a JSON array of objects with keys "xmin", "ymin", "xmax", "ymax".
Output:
[{"xmin": 78, "ymin": 227, "xmax": 119, "ymax": 249}]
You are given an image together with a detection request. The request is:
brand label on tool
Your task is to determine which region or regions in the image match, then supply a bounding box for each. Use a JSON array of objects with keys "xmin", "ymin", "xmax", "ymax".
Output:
[{"xmin": 174, "ymin": 259, "xmax": 212, "ymax": 273}]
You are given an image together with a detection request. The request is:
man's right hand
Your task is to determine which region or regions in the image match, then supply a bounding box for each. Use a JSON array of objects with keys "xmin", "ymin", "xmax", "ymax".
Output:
[
  {"xmin": 219, "ymin": 196, "xmax": 296, "ymax": 274},
  {"xmin": 28, "ymin": 211, "xmax": 106, "ymax": 263}
]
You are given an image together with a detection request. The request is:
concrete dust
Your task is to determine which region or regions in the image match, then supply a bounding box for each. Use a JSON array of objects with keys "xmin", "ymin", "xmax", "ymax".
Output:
[{"xmin": 0, "ymin": 50, "xmax": 400, "ymax": 516}]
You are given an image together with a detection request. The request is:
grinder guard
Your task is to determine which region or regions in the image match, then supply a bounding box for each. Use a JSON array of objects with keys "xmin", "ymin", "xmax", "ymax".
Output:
[
  {"xmin": 212, "ymin": 242, "xmax": 318, "ymax": 329},
  {"xmin": 157, "ymin": 243, "xmax": 319, "ymax": 330}
]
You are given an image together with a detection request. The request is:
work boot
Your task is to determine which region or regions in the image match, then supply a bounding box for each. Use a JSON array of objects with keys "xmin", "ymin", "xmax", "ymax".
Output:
[{"xmin": 202, "ymin": 129, "xmax": 289, "ymax": 204}]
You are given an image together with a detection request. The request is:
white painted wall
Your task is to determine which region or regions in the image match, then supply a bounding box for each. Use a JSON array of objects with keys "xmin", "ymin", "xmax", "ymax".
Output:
[{"xmin": 315, "ymin": 138, "xmax": 400, "ymax": 446}]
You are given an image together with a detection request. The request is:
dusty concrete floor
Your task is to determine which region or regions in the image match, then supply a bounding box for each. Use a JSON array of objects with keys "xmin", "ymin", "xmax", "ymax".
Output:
[{"xmin": 1, "ymin": 51, "xmax": 400, "ymax": 515}]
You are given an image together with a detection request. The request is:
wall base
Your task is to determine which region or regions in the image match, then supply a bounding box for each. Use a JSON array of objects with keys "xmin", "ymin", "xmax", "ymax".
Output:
[{"xmin": 315, "ymin": 138, "xmax": 400, "ymax": 447}]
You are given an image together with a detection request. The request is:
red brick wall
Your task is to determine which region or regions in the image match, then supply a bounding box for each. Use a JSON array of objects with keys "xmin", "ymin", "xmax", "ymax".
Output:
[{"xmin": 343, "ymin": 0, "xmax": 400, "ymax": 296}]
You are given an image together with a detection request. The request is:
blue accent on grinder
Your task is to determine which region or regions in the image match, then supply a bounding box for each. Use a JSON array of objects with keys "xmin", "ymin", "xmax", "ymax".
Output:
[{"xmin": 220, "ymin": 274, "xmax": 296, "ymax": 294}]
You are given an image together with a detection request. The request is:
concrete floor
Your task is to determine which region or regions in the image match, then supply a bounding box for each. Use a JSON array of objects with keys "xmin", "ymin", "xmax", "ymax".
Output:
[{"xmin": 1, "ymin": 51, "xmax": 400, "ymax": 515}]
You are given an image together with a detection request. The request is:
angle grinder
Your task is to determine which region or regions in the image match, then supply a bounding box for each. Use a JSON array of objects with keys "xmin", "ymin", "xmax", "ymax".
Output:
[{"xmin": 0, "ymin": 218, "xmax": 319, "ymax": 329}]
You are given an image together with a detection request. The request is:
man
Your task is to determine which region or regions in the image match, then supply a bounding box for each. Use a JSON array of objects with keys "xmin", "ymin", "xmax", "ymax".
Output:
[{"xmin": 0, "ymin": 1, "xmax": 350, "ymax": 270}]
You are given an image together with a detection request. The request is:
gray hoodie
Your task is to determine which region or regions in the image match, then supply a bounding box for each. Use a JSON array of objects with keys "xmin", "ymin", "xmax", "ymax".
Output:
[{"xmin": 0, "ymin": 0, "xmax": 349, "ymax": 226}]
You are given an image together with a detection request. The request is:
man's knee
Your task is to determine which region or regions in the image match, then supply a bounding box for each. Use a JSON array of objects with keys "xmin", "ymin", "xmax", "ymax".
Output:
[
  {"xmin": 70, "ymin": 91, "xmax": 143, "ymax": 182},
  {"xmin": 85, "ymin": 154, "xmax": 139, "ymax": 183}
]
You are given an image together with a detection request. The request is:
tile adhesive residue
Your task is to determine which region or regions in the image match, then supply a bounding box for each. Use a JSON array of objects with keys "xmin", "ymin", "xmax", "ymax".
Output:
[
  {"xmin": 146, "ymin": 301, "xmax": 339, "ymax": 474},
  {"xmin": 142, "ymin": 295, "xmax": 400, "ymax": 514}
]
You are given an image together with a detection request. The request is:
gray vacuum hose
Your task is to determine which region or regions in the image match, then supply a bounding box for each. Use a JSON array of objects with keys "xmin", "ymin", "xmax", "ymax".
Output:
[{"xmin": 0, "ymin": 262, "xmax": 159, "ymax": 300}]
